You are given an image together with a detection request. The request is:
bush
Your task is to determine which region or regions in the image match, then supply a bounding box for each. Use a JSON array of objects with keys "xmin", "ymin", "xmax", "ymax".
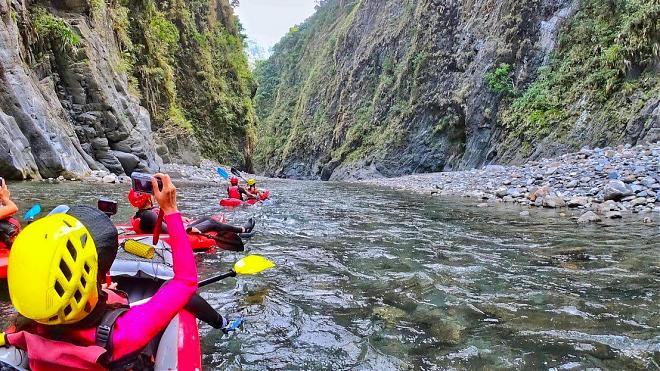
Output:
[
  {"xmin": 33, "ymin": 8, "xmax": 81, "ymax": 50},
  {"xmin": 485, "ymin": 63, "xmax": 515, "ymax": 96}
]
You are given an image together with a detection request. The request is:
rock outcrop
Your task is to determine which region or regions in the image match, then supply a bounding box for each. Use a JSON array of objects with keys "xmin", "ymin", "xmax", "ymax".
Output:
[{"xmin": 0, "ymin": 0, "xmax": 162, "ymax": 179}]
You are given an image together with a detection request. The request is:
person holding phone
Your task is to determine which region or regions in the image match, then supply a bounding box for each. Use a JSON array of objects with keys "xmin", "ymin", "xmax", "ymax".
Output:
[
  {"xmin": 129, "ymin": 173, "xmax": 255, "ymax": 236},
  {"xmin": 1, "ymin": 174, "xmax": 233, "ymax": 369},
  {"xmin": 0, "ymin": 180, "xmax": 20, "ymax": 250}
]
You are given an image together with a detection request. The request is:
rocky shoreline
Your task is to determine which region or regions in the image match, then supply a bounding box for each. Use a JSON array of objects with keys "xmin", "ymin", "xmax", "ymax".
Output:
[{"xmin": 361, "ymin": 143, "xmax": 660, "ymax": 224}]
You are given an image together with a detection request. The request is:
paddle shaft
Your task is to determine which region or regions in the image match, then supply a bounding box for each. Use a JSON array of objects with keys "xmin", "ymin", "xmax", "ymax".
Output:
[
  {"xmin": 153, "ymin": 209, "xmax": 165, "ymax": 245},
  {"xmin": 199, "ymin": 270, "xmax": 237, "ymax": 288},
  {"xmin": 231, "ymin": 167, "xmax": 247, "ymax": 182}
]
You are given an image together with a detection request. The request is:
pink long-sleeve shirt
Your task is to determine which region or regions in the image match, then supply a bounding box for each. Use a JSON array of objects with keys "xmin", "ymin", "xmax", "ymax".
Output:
[{"xmin": 6, "ymin": 211, "xmax": 198, "ymax": 369}]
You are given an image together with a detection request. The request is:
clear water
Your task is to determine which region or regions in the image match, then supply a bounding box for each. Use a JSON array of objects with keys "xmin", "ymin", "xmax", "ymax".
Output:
[{"xmin": 1, "ymin": 180, "xmax": 658, "ymax": 370}]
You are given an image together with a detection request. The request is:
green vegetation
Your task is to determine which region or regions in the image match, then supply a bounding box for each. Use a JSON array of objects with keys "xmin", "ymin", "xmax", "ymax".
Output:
[
  {"xmin": 33, "ymin": 8, "xmax": 81, "ymax": 50},
  {"xmin": 108, "ymin": 0, "xmax": 256, "ymax": 165},
  {"xmin": 253, "ymin": 0, "xmax": 437, "ymax": 174},
  {"xmin": 500, "ymin": 0, "xmax": 659, "ymax": 155},
  {"xmin": 485, "ymin": 63, "xmax": 516, "ymax": 96}
]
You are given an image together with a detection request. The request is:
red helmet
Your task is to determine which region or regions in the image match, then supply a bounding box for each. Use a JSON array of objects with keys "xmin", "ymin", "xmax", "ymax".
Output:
[
  {"xmin": 230, "ymin": 176, "xmax": 239, "ymax": 186},
  {"xmin": 128, "ymin": 189, "xmax": 151, "ymax": 208}
]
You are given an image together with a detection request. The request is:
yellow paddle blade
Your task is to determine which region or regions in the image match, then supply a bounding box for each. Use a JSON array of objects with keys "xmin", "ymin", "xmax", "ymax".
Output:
[{"xmin": 233, "ymin": 255, "xmax": 275, "ymax": 275}]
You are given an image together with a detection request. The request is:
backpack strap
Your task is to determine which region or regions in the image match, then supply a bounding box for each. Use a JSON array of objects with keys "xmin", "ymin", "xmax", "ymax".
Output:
[{"xmin": 96, "ymin": 307, "xmax": 129, "ymax": 361}]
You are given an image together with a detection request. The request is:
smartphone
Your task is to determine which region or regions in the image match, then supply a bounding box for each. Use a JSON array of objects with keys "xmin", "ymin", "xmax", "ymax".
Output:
[
  {"xmin": 98, "ymin": 199, "xmax": 118, "ymax": 216},
  {"xmin": 131, "ymin": 172, "xmax": 162, "ymax": 195}
]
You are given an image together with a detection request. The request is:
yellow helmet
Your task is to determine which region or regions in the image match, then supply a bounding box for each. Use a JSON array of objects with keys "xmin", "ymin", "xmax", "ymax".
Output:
[
  {"xmin": 8, "ymin": 214, "xmax": 99, "ymax": 325},
  {"xmin": 247, "ymin": 178, "xmax": 257, "ymax": 186}
]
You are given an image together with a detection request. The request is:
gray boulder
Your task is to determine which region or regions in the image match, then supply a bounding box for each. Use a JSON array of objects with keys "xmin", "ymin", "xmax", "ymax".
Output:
[{"xmin": 604, "ymin": 180, "xmax": 634, "ymax": 201}]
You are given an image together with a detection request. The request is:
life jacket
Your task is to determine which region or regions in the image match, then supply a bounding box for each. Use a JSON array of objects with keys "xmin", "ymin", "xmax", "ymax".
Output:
[
  {"xmin": 0, "ymin": 217, "xmax": 21, "ymax": 249},
  {"xmin": 3, "ymin": 290, "xmax": 158, "ymax": 371},
  {"xmin": 227, "ymin": 186, "xmax": 242, "ymax": 200},
  {"xmin": 247, "ymin": 187, "xmax": 258, "ymax": 195},
  {"xmin": 130, "ymin": 208, "xmax": 160, "ymax": 235}
]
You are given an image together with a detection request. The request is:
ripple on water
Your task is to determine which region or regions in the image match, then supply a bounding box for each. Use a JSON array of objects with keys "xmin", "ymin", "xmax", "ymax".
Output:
[{"xmin": 1, "ymin": 180, "xmax": 658, "ymax": 370}]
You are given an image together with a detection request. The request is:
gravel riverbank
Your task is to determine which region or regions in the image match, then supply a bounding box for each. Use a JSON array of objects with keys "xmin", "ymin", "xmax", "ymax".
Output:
[{"xmin": 360, "ymin": 144, "xmax": 660, "ymax": 224}]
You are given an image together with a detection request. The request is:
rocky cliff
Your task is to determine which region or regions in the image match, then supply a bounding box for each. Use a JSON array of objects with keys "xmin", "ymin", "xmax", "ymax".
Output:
[
  {"xmin": 253, "ymin": 0, "xmax": 659, "ymax": 180},
  {"xmin": 0, "ymin": 0, "xmax": 255, "ymax": 180}
]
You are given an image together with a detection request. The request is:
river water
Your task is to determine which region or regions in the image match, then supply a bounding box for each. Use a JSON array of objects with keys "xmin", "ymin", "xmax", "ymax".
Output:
[{"xmin": 1, "ymin": 180, "xmax": 658, "ymax": 370}]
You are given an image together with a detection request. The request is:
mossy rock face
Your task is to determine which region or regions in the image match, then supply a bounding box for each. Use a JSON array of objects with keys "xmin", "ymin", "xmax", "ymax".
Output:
[
  {"xmin": 108, "ymin": 0, "xmax": 256, "ymax": 168},
  {"xmin": 254, "ymin": 0, "xmax": 659, "ymax": 179}
]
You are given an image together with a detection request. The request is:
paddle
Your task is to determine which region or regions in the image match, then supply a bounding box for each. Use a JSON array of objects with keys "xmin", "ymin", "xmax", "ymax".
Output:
[
  {"xmin": 192, "ymin": 231, "xmax": 244, "ymax": 252},
  {"xmin": 128, "ymin": 255, "xmax": 275, "ymax": 307},
  {"xmin": 48, "ymin": 205, "xmax": 70, "ymax": 216},
  {"xmin": 22, "ymin": 204, "xmax": 41, "ymax": 222},
  {"xmin": 216, "ymin": 167, "xmax": 230, "ymax": 180},
  {"xmin": 230, "ymin": 167, "xmax": 247, "ymax": 182},
  {"xmin": 198, "ymin": 255, "xmax": 275, "ymax": 288},
  {"xmin": 152, "ymin": 209, "xmax": 165, "ymax": 245}
]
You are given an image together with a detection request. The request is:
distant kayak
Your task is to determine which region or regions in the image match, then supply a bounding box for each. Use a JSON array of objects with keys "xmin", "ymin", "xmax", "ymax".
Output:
[{"xmin": 220, "ymin": 191, "xmax": 271, "ymax": 208}]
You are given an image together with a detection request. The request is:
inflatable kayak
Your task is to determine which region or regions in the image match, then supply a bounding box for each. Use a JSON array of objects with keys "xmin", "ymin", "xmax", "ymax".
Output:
[
  {"xmin": 0, "ymin": 248, "xmax": 8, "ymax": 279},
  {"xmin": 116, "ymin": 213, "xmax": 242, "ymax": 252},
  {"xmin": 220, "ymin": 191, "xmax": 271, "ymax": 208},
  {"xmin": 0, "ymin": 237, "xmax": 202, "ymax": 370},
  {"xmin": 117, "ymin": 230, "xmax": 245, "ymax": 252}
]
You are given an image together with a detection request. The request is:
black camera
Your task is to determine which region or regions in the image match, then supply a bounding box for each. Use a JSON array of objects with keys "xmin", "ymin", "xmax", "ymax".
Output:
[{"xmin": 131, "ymin": 173, "xmax": 162, "ymax": 195}]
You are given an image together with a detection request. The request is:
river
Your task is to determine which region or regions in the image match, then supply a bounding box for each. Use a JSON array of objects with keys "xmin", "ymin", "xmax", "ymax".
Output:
[{"xmin": 1, "ymin": 180, "xmax": 658, "ymax": 370}]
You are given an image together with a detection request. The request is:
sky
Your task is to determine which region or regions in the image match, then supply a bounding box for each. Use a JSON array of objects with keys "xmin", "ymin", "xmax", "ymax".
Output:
[{"xmin": 234, "ymin": 0, "xmax": 318, "ymax": 56}]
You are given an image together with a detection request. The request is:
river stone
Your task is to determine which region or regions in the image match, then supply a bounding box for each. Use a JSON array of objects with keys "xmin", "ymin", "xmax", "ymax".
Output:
[
  {"xmin": 630, "ymin": 197, "xmax": 648, "ymax": 206},
  {"xmin": 495, "ymin": 188, "xmax": 508, "ymax": 198},
  {"xmin": 641, "ymin": 176, "xmax": 657, "ymax": 188},
  {"xmin": 529, "ymin": 186, "xmax": 551, "ymax": 202},
  {"xmin": 567, "ymin": 197, "xmax": 589, "ymax": 208},
  {"xmin": 577, "ymin": 211, "xmax": 601, "ymax": 224},
  {"xmin": 102, "ymin": 174, "xmax": 118, "ymax": 183},
  {"xmin": 603, "ymin": 180, "xmax": 633, "ymax": 201},
  {"xmin": 605, "ymin": 211, "xmax": 623, "ymax": 219},
  {"xmin": 543, "ymin": 195, "xmax": 566, "ymax": 208}
]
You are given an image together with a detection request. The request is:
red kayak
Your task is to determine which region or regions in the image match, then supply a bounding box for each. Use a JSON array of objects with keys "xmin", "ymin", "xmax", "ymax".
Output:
[
  {"xmin": 0, "ymin": 248, "xmax": 8, "ymax": 279},
  {"xmin": 117, "ymin": 231, "xmax": 243, "ymax": 252},
  {"xmin": 220, "ymin": 191, "xmax": 270, "ymax": 208},
  {"xmin": 116, "ymin": 213, "xmax": 244, "ymax": 252}
]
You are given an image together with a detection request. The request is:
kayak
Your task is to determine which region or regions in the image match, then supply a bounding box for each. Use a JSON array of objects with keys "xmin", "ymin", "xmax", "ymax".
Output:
[
  {"xmin": 112, "ymin": 237, "xmax": 202, "ymax": 369},
  {"xmin": 117, "ymin": 230, "xmax": 245, "ymax": 252},
  {"xmin": 0, "ymin": 248, "xmax": 8, "ymax": 279},
  {"xmin": 116, "ymin": 213, "xmax": 239, "ymax": 251},
  {"xmin": 0, "ymin": 237, "xmax": 202, "ymax": 370},
  {"xmin": 220, "ymin": 191, "xmax": 271, "ymax": 208}
]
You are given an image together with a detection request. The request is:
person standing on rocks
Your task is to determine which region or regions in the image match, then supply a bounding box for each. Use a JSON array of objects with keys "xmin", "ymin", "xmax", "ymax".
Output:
[{"xmin": 0, "ymin": 181, "xmax": 20, "ymax": 249}]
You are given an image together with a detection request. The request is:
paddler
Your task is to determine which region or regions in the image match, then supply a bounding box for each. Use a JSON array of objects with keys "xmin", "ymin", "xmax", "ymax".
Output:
[
  {"xmin": 0, "ymin": 180, "xmax": 20, "ymax": 250},
  {"xmin": 0, "ymin": 174, "xmax": 231, "ymax": 369},
  {"xmin": 227, "ymin": 176, "xmax": 256, "ymax": 201},
  {"xmin": 129, "ymin": 188, "xmax": 255, "ymax": 235},
  {"xmin": 246, "ymin": 178, "xmax": 265, "ymax": 199}
]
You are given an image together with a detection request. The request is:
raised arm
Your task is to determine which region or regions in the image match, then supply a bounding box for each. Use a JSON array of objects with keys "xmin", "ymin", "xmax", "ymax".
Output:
[
  {"xmin": 109, "ymin": 174, "xmax": 197, "ymax": 360},
  {"xmin": 0, "ymin": 183, "xmax": 18, "ymax": 220}
]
